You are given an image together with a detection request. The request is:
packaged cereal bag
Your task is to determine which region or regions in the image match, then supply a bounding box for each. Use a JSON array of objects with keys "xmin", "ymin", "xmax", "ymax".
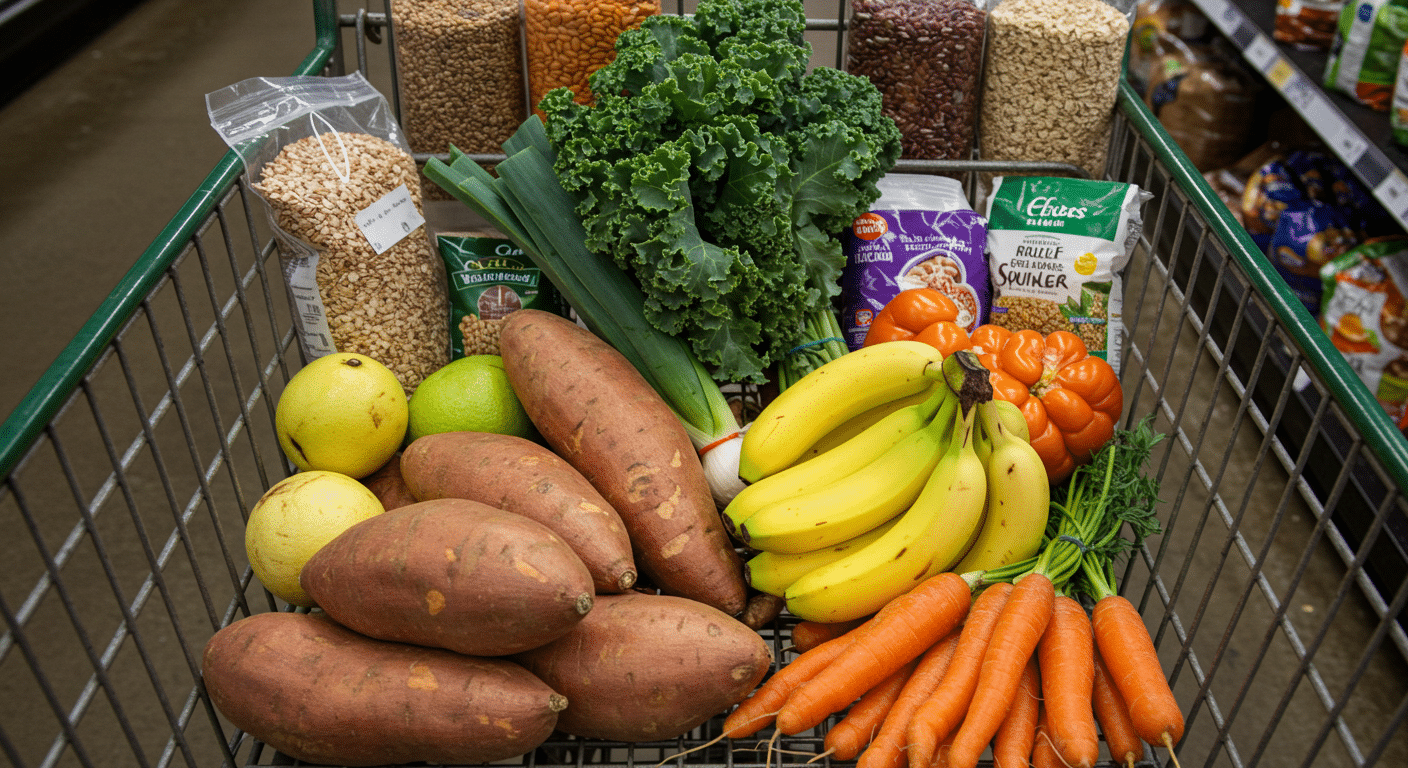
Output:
[{"xmin": 984, "ymin": 176, "xmax": 1148, "ymax": 373}]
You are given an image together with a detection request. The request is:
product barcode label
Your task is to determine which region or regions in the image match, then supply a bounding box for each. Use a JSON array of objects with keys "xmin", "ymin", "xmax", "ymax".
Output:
[{"xmin": 355, "ymin": 184, "xmax": 425, "ymax": 255}]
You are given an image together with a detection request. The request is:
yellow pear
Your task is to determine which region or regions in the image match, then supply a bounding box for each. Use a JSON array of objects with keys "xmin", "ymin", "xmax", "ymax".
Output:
[
  {"xmin": 276, "ymin": 353, "xmax": 408, "ymax": 478},
  {"xmin": 244, "ymin": 471, "xmax": 385, "ymax": 607}
]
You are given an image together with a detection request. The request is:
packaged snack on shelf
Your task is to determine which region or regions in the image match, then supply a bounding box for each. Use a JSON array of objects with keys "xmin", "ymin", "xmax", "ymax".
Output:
[
  {"xmin": 840, "ymin": 174, "xmax": 989, "ymax": 350},
  {"xmin": 1324, "ymin": 0, "xmax": 1408, "ymax": 111},
  {"xmin": 206, "ymin": 73, "xmax": 450, "ymax": 391},
  {"xmin": 847, "ymin": 0, "xmax": 987, "ymax": 162},
  {"xmin": 1130, "ymin": 0, "xmax": 1213, "ymax": 96},
  {"xmin": 1242, "ymin": 150, "xmax": 1397, "ymax": 315},
  {"xmin": 1145, "ymin": 37, "xmax": 1264, "ymax": 172},
  {"xmin": 1275, "ymin": 0, "xmax": 1345, "ymax": 49},
  {"xmin": 437, "ymin": 232, "xmax": 570, "ymax": 358},
  {"xmin": 523, "ymin": 0, "xmax": 658, "ymax": 115},
  {"xmin": 1319, "ymin": 237, "xmax": 1408, "ymax": 427},
  {"xmin": 984, "ymin": 176, "xmax": 1148, "ymax": 373},
  {"xmin": 980, "ymin": 0, "xmax": 1133, "ymax": 177},
  {"xmin": 390, "ymin": 0, "xmax": 527, "ymax": 199}
]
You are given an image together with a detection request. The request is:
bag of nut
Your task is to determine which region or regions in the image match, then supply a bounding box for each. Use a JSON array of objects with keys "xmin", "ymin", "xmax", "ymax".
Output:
[
  {"xmin": 435, "ymin": 231, "xmax": 570, "ymax": 359},
  {"xmin": 984, "ymin": 176, "xmax": 1149, "ymax": 374},
  {"xmin": 207, "ymin": 73, "xmax": 451, "ymax": 392},
  {"xmin": 979, "ymin": 0, "xmax": 1135, "ymax": 178}
]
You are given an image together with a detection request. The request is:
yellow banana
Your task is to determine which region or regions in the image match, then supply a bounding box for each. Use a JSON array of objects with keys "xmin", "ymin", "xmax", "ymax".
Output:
[
  {"xmin": 990, "ymin": 397, "xmax": 1030, "ymax": 443},
  {"xmin": 790, "ymin": 381, "xmax": 942, "ymax": 463},
  {"xmin": 738, "ymin": 394, "xmax": 959, "ymax": 554},
  {"xmin": 738, "ymin": 341, "xmax": 945, "ymax": 482},
  {"xmin": 783, "ymin": 407, "xmax": 988, "ymax": 623},
  {"xmin": 721, "ymin": 384, "xmax": 950, "ymax": 535},
  {"xmin": 953, "ymin": 400, "xmax": 1050, "ymax": 575},
  {"xmin": 744, "ymin": 518, "xmax": 900, "ymax": 597}
]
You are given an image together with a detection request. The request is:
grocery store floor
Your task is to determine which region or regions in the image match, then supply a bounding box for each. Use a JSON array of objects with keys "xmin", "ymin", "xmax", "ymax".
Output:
[{"xmin": 1, "ymin": 2, "xmax": 1405, "ymax": 768}]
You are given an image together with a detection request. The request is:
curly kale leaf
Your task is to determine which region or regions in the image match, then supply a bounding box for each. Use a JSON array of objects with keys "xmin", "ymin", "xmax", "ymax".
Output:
[{"xmin": 543, "ymin": 0, "xmax": 900, "ymax": 383}]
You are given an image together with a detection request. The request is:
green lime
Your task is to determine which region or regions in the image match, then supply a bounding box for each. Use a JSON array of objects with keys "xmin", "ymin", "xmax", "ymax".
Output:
[{"xmin": 407, "ymin": 355, "xmax": 534, "ymax": 441}]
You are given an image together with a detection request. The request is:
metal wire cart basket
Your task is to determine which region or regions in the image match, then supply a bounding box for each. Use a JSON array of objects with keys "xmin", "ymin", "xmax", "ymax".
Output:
[{"xmin": 2, "ymin": 2, "xmax": 1406, "ymax": 766}]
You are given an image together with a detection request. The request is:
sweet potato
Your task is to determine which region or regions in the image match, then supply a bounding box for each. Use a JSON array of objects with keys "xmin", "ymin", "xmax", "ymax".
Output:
[
  {"xmin": 499, "ymin": 309, "xmax": 747, "ymax": 615},
  {"xmin": 360, "ymin": 452, "xmax": 417, "ymax": 511},
  {"xmin": 301, "ymin": 498, "xmax": 594, "ymax": 656},
  {"xmin": 400, "ymin": 431, "xmax": 637, "ymax": 593},
  {"xmin": 512, "ymin": 592, "xmax": 772, "ymax": 742},
  {"xmin": 202, "ymin": 611, "xmax": 565, "ymax": 766}
]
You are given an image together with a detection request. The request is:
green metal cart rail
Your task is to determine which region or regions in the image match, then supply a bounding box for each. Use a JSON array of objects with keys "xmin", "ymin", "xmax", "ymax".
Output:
[{"xmin": 0, "ymin": 2, "xmax": 1404, "ymax": 767}]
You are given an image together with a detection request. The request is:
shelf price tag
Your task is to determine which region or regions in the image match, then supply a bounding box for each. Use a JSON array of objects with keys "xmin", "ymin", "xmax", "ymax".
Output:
[
  {"xmin": 1303, "ymin": 99, "xmax": 1368, "ymax": 164},
  {"xmin": 1192, "ymin": 0, "xmax": 1238, "ymax": 36},
  {"xmin": 1267, "ymin": 58, "xmax": 1295, "ymax": 90},
  {"xmin": 1376, "ymin": 171, "xmax": 1408, "ymax": 225},
  {"xmin": 1245, "ymin": 33, "xmax": 1279, "ymax": 73}
]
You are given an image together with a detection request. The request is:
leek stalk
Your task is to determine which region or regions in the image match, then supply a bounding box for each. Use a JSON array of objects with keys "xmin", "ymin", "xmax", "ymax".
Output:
[{"xmin": 423, "ymin": 118, "xmax": 747, "ymax": 504}]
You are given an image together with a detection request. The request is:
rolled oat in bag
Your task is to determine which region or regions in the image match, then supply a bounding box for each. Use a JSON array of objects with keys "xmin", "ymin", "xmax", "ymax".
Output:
[
  {"xmin": 984, "ymin": 176, "xmax": 1149, "ymax": 373},
  {"xmin": 207, "ymin": 73, "xmax": 451, "ymax": 392}
]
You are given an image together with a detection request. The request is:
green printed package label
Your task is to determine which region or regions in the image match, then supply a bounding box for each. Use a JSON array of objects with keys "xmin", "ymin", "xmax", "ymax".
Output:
[{"xmin": 437, "ymin": 234, "xmax": 569, "ymax": 358}]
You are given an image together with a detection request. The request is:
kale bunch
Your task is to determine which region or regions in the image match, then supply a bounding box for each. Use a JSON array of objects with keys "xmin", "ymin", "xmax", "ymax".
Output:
[{"xmin": 541, "ymin": 0, "xmax": 901, "ymax": 383}]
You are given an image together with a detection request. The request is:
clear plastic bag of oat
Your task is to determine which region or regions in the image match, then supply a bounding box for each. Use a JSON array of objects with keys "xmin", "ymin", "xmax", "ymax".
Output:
[{"xmin": 206, "ymin": 72, "xmax": 450, "ymax": 392}]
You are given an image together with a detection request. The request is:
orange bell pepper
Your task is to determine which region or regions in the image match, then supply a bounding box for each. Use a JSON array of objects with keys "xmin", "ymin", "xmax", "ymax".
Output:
[
  {"xmin": 969, "ymin": 325, "xmax": 1123, "ymax": 483},
  {"xmin": 863, "ymin": 288, "xmax": 974, "ymax": 357}
]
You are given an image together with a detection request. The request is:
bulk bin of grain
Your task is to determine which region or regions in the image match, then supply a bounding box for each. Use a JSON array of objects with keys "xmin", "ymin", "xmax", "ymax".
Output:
[
  {"xmin": 390, "ymin": 0, "xmax": 527, "ymax": 197},
  {"xmin": 207, "ymin": 73, "xmax": 451, "ymax": 392},
  {"xmin": 979, "ymin": 0, "xmax": 1132, "ymax": 177},
  {"xmin": 848, "ymin": 0, "xmax": 987, "ymax": 162}
]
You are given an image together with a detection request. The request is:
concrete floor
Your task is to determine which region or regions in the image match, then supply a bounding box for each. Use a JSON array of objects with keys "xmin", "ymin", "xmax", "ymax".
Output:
[
  {"xmin": 0, "ymin": 0, "xmax": 314, "ymax": 423},
  {"xmin": 1, "ymin": 2, "xmax": 1405, "ymax": 768}
]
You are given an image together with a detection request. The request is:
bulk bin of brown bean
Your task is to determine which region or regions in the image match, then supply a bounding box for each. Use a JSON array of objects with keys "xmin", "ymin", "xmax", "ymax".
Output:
[
  {"xmin": 847, "ymin": 0, "xmax": 987, "ymax": 162},
  {"xmin": 523, "ymin": 0, "xmax": 659, "ymax": 115},
  {"xmin": 390, "ymin": 0, "xmax": 527, "ymax": 198},
  {"xmin": 978, "ymin": 0, "xmax": 1131, "ymax": 177}
]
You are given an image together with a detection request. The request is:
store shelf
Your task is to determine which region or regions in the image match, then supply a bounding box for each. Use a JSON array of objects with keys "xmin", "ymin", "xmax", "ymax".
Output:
[{"xmin": 1192, "ymin": 0, "xmax": 1408, "ymax": 232}]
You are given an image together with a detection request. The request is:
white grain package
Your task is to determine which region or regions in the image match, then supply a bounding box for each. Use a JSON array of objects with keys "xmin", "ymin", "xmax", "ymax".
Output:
[
  {"xmin": 985, "ymin": 176, "xmax": 1148, "ymax": 374},
  {"xmin": 207, "ymin": 73, "xmax": 450, "ymax": 391}
]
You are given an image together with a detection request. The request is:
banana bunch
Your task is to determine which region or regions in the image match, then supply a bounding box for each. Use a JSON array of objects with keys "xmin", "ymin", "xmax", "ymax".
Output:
[{"xmin": 732, "ymin": 346, "xmax": 1051, "ymax": 623}]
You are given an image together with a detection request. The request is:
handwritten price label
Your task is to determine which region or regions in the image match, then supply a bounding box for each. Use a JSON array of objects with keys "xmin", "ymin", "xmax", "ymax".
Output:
[{"xmin": 355, "ymin": 184, "xmax": 426, "ymax": 255}]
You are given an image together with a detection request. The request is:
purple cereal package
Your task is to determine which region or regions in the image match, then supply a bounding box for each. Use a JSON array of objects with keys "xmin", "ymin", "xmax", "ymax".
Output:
[{"xmin": 840, "ymin": 174, "xmax": 989, "ymax": 350}]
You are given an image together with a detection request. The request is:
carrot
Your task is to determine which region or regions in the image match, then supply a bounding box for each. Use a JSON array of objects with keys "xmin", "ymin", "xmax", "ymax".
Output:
[
  {"xmin": 1031, "ymin": 708, "xmax": 1059, "ymax": 768},
  {"xmin": 1090, "ymin": 595, "xmax": 1184, "ymax": 750},
  {"xmin": 823, "ymin": 658, "xmax": 919, "ymax": 761},
  {"xmin": 775, "ymin": 572, "xmax": 974, "ymax": 735},
  {"xmin": 944, "ymin": 571, "xmax": 1055, "ymax": 768},
  {"xmin": 992, "ymin": 656, "xmax": 1040, "ymax": 768},
  {"xmin": 792, "ymin": 618, "xmax": 868, "ymax": 654},
  {"xmin": 929, "ymin": 728, "xmax": 960, "ymax": 768},
  {"xmin": 1092, "ymin": 647, "xmax": 1143, "ymax": 768},
  {"xmin": 856, "ymin": 632, "xmax": 961, "ymax": 768},
  {"xmin": 722, "ymin": 631, "xmax": 855, "ymax": 739},
  {"xmin": 905, "ymin": 582, "xmax": 1015, "ymax": 768},
  {"xmin": 1036, "ymin": 595, "xmax": 1098, "ymax": 768}
]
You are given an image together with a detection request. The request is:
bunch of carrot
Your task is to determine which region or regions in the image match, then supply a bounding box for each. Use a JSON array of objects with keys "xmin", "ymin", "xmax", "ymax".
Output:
[{"xmin": 720, "ymin": 419, "xmax": 1182, "ymax": 768}]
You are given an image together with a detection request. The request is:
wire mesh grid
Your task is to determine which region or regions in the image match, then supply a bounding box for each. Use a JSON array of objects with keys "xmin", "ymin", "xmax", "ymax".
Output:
[{"xmin": 2, "ymin": 2, "xmax": 1407, "ymax": 768}]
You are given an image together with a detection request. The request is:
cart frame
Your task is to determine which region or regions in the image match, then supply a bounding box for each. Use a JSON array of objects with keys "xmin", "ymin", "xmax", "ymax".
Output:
[{"xmin": 1, "ymin": 2, "xmax": 1405, "ymax": 767}]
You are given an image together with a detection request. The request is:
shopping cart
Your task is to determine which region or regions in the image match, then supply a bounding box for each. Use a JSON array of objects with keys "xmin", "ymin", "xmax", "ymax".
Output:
[{"xmin": 1, "ymin": 1, "xmax": 1405, "ymax": 766}]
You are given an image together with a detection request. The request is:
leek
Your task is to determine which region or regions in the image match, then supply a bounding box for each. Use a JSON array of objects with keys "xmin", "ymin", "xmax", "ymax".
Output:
[{"xmin": 423, "ymin": 117, "xmax": 747, "ymax": 505}]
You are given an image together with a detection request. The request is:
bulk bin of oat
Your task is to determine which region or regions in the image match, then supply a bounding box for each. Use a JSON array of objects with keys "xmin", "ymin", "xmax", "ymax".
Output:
[{"xmin": 207, "ymin": 73, "xmax": 450, "ymax": 392}]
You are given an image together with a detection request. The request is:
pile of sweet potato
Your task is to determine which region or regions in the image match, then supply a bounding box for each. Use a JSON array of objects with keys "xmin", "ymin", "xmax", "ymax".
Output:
[{"xmin": 202, "ymin": 311, "xmax": 771, "ymax": 766}]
